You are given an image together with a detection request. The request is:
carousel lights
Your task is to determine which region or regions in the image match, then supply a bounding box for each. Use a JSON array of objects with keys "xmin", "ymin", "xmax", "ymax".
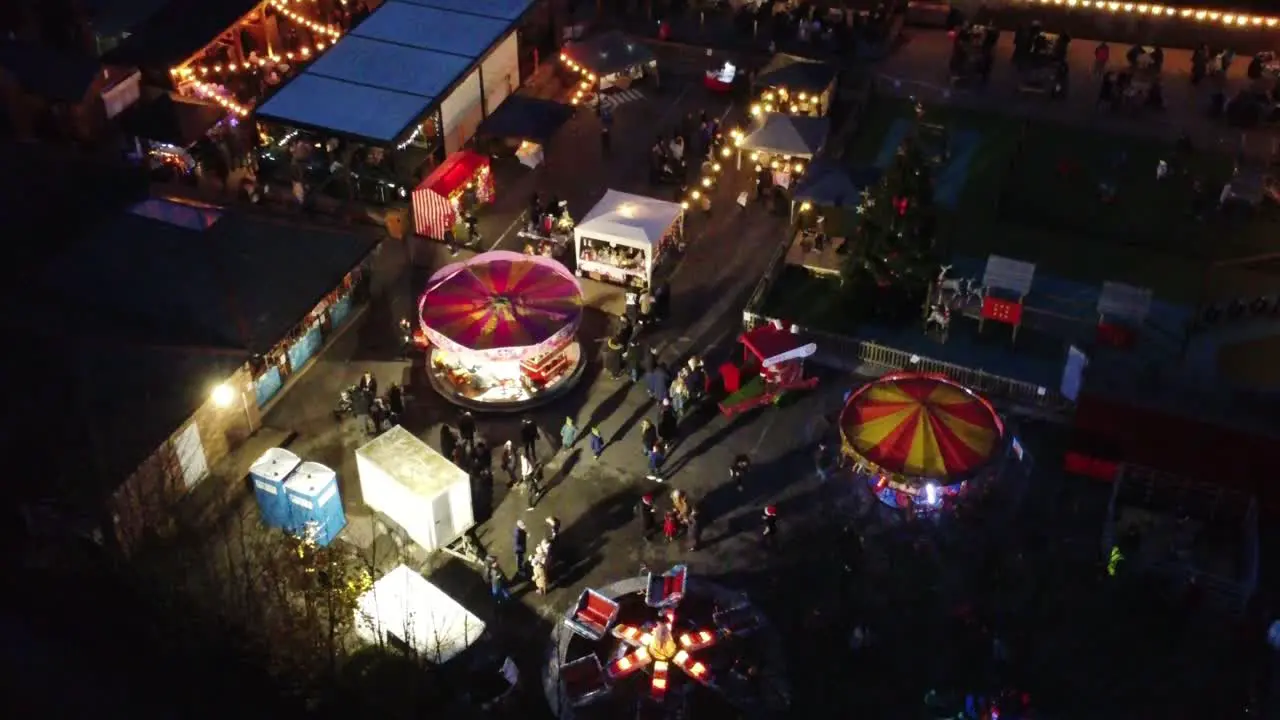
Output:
[{"xmin": 1023, "ymin": 0, "xmax": 1280, "ymax": 25}]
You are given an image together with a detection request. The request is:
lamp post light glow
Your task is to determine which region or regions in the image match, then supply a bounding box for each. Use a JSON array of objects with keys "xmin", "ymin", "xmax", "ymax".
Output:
[{"xmin": 213, "ymin": 383, "xmax": 255, "ymax": 433}]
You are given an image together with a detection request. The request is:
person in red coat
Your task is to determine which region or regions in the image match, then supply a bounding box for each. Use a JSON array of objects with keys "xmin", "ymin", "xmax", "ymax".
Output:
[{"xmin": 662, "ymin": 510, "xmax": 679, "ymax": 543}]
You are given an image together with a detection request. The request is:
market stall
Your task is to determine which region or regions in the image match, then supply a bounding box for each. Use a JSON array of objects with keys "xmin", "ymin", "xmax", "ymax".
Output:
[
  {"xmin": 751, "ymin": 54, "xmax": 838, "ymax": 116},
  {"xmin": 840, "ymin": 372, "xmax": 1007, "ymax": 511},
  {"xmin": 475, "ymin": 94, "xmax": 574, "ymax": 168},
  {"xmin": 518, "ymin": 200, "xmax": 575, "ymax": 261},
  {"xmin": 737, "ymin": 113, "xmax": 829, "ymax": 193},
  {"xmin": 574, "ymin": 190, "xmax": 683, "ymax": 289},
  {"xmin": 560, "ymin": 30, "xmax": 657, "ymax": 106},
  {"xmin": 412, "ymin": 150, "xmax": 494, "ymax": 243},
  {"xmin": 417, "ymin": 251, "xmax": 586, "ymax": 410}
]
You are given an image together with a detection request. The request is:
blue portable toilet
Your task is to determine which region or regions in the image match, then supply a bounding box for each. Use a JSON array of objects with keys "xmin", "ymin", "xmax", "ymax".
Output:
[
  {"xmin": 249, "ymin": 448, "xmax": 301, "ymax": 528},
  {"xmin": 284, "ymin": 461, "xmax": 347, "ymax": 547}
]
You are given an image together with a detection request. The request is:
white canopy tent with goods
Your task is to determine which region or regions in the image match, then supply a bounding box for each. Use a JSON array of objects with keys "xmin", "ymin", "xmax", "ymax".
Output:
[
  {"xmin": 355, "ymin": 425, "xmax": 475, "ymax": 554},
  {"xmin": 737, "ymin": 113, "xmax": 830, "ymax": 191},
  {"xmin": 574, "ymin": 189, "xmax": 684, "ymax": 289},
  {"xmin": 354, "ymin": 564, "xmax": 486, "ymax": 663}
]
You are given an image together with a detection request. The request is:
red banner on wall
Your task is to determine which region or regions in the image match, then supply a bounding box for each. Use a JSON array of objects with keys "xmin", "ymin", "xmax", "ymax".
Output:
[{"xmin": 981, "ymin": 296, "xmax": 1023, "ymax": 325}]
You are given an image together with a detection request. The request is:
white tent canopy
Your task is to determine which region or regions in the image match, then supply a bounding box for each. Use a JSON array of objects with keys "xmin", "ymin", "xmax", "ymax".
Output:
[
  {"xmin": 741, "ymin": 112, "xmax": 829, "ymax": 159},
  {"xmin": 574, "ymin": 190, "xmax": 683, "ymax": 288},
  {"xmin": 354, "ymin": 564, "xmax": 486, "ymax": 664},
  {"xmin": 577, "ymin": 190, "xmax": 682, "ymax": 250}
]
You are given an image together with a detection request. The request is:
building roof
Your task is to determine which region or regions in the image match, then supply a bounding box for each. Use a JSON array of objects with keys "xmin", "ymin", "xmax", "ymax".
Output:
[
  {"xmin": 31, "ymin": 203, "xmax": 378, "ymax": 353},
  {"xmin": 101, "ymin": 0, "xmax": 263, "ymax": 70},
  {"xmin": 397, "ymin": 0, "xmax": 534, "ymax": 20},
  {"xmin": 255, "ymin": 0, "xmax": 526, "ymax": 144},
  {"xmin": 0, "ymin": 40, "xmax": 102, "ymax": 103},
  {"xmin": 476, "ymin": 94, "xmax": 572, "ymax": 142},
  {"xmin": 576, "ymin": 190, "xmax": 682, "ymax": 251}
]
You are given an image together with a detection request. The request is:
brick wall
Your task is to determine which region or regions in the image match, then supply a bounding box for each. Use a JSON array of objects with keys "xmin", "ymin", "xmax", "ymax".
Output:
[{"xmin": 109, "ymin": 366, "xmax": 263, "ymax": 556}]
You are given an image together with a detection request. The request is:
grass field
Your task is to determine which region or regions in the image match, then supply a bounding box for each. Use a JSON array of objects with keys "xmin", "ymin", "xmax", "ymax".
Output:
[{"xmin": 761, "ymin": 95, "xmax": 1280, "ymax": 333}]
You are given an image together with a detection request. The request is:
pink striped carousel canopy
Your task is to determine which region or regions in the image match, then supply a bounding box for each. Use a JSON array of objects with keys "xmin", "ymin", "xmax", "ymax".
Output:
[{"xmin": 418, "ymin": 251, "xmax": 584, "ymax": 360}]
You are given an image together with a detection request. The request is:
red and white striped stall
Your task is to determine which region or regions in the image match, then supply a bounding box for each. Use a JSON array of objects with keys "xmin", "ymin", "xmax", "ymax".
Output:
[{"xmin": 411, "ymin": 149, "xmax": 494, "ymax": 240}]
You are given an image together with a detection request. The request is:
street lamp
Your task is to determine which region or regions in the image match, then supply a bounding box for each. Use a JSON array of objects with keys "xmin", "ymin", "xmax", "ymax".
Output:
[{"xmin": 212, "ymin": 382, "xmax": 255, "ymax": 434}]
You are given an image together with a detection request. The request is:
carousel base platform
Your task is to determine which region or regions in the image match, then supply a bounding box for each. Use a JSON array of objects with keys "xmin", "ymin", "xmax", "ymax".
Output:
[{"xmin": 426, "ymin": 343, "xmax": 588, "ymax": 413}]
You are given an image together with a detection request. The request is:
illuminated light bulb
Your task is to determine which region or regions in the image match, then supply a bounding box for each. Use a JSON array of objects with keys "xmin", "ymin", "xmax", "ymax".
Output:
[
  {"xmin": 733, "ymin": 136, "xmax": 743, "ymax": 147},
  {"xmin": 750, "ymin": 104, "xmax": 761, "ymax": 116},
  {"xmin": 721, "ymin": 147, "xmax": 731, "ymax": 158},
  {"xmin": 571, "ymin": 98, "xmax": 578, "ymax": 105},
  {"xmin": 712, "ymin": 163, "xmax": 721, "ymax": 172},
  {"xmin": 1208, "ymin": 11, "xmax": 1220, "ymax": 20},
  {"xmin": 560, "ymin": 52, "xmax": 567, "ymax": 61},
  {"xmin": 764, "ymin": 103, "xmax": 774, "ymax": 112},
  {"xmin": 169, "ymin": 67, "xmax": 178, "ymax": 75},
  {"xmin": 1122, "ymin": 3, "xmax": 1132, "ymax": 11},
  {"xmin": 750, "ymin": 152, "xmax": 760, "ymax": 161},
  {"xmin": 1195, "ymin": 10, "xmax": 1206, "ymax": 19},
  {"xmin": 1252, "ymin": 16, "xmax": 1264, "ymax": 25},
  {"xmin": 701, "ymin": 177, "xmax": 711, "ymax": 187},
  {"xmin": 800, "ymin": 202, "xmax": 812, "ymax": 212},
  {"xmin": 1223, "ymin": 14, "xmax": 1235, "ymax": 23},
  {"xmin": 1269, "ymin": 17, "xmax": 1279, "ymax": 26},
  {"xmin": 1107, "ymin": 2, "xmax": 1118, "ymax": 10},
  {"xmin": 1137, "ymin": 3, "xmax": 1148, "ymax": 11},
  {"xmin": 797, "ymin": 92, "xmax": 807, "ymax": 100},
  {"xmin": 770, "ymin": 161, "xmax": 779, "ymax": 169},
  {"xmin": 789, "ymin": 105, "xmax": 798, "ymax": 113},
  {"xmin": 681, "ymin": 201, "xmax": 689, "ymax": 210},
  {"xmin": 794, "ymin": 163, "xmax": 804, "ymax": 173},
  {"xmin": 690, "ymin": 190, "xmax": 701, "ymax": 200}
]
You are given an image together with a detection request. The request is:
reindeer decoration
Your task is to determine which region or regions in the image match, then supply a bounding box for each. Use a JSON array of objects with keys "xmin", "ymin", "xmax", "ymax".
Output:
[{"xmin": 925, "ymin": 302, "xmax": 951, "ymax": 335}]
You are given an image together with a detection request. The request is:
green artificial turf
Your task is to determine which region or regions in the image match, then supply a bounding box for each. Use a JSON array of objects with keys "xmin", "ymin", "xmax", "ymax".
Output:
[{"xmin": 761, "ymin": 94, "xmax": 1280, "ymax": 325}]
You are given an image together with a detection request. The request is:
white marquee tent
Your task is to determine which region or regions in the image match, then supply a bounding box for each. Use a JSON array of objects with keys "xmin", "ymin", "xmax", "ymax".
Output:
[
  {"xmin": 354, "ymin": 564, "xmax": 486, "ymax": 663},
  {"xmin": 574, "ymin": 189, "xmax": 683, "ymax": 288},
  {"xmin": 740, "ymin": 112, "xmax": 829, "ymax": 160}
]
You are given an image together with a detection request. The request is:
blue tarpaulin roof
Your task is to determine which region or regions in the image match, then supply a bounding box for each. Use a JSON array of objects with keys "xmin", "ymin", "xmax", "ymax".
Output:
[
  {"xmin": 256, "ymin": 0, "xmax": 523, "ymax": 143},
  {"xmin": 398, "ymin": 0, "xmax": 534, "ymax": 20},
  {"xmin": 308, "ymin": 36, "xmax": 469, "ymax": 98},
  {"xmin": 793, "ymin": 161, "xmax": 881, "ymax": 207},
  {"xmin": 352, "ymin": 2, "xmax": 508, "ymax": 57},
  {"xmin": 257, "ymin": 74, "xmax": 432, "ymax": 143}
]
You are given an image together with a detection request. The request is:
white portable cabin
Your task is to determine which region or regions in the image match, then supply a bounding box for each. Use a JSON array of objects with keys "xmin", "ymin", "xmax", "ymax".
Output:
[
  {"xmin": 249, "ymin": 447, "xmax": 301, "ymax": 529},
  {"xmin": 355, "ymin": 425, "xmax": 475, "ymax": 553},
  {"xmin": 284, "ymin": 461, "xmax": 347, "ymax": 548},
  {"xmin": 574, "ymin": 189, "xmax": 683, "ymax": 288},
  {"xmin": 354, "ymin": 564, "xmax": 486, "ymax": 663}
]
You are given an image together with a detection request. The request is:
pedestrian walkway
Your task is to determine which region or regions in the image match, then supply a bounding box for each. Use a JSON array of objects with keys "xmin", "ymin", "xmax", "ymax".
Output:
[{"xmin": 600, "ymin": 87, "xmax": 646, "ymax": 112}]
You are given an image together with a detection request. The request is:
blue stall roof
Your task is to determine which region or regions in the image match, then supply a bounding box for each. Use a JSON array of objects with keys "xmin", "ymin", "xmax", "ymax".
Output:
[
  {"xmin": 257, "ymin": 73, "xmax": 431, "ymax": 144},
  {"xmin": 397, "ymin": 0, "xmax": 535, "ymax": 21},
  {"xmin": 307, "ymin": 36, "xmax": 469, "ymax": 99},
  {"xmin": 353, "ymin": 2, "xmax": 508, "ymax": 58}
]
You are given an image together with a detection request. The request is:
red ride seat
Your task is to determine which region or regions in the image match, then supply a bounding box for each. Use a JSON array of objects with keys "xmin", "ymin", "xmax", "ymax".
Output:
[
  {"xmin": 560, "ymin": 655, "xmax": 609, "ymax": 707},
  {"xmin": 565, "ymin": 589, "xmax": 619, "ymax": 640}
]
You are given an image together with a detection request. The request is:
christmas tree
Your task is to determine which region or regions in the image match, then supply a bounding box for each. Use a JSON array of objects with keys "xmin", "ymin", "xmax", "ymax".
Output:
[{"xmin": 842, "ymin": 105, "xmax": 939, "ymax": 319}]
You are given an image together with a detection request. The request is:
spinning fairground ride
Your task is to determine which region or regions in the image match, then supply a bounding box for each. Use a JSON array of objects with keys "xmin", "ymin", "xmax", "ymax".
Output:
[
  {"xmin": 417, "ymin": 251, "xmax": 586, "ymax": 411},
  {"xmin": 546, "ymin": 566, "xmax": 790, "ymax": 719},
  {"xmin": 840, "ymin": 372, "xmax": 1008, "ymax": 511}
]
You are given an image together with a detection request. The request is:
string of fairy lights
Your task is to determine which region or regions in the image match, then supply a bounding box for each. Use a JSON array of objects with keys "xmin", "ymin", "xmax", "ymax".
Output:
[
  {"xmin": 559, "ymin": 52, "xmax": 598, "ymax": 106},
  {"xmin": 749, "ymin": 86, "xmax": 817, "ymax": 119},
  {"xmin": 1017, "ymin": 0, "xmax": 1280, "ymax": 28},
  {"xmin": 167, "ymin": 0, "xmax": 347, "ymax": 115}
]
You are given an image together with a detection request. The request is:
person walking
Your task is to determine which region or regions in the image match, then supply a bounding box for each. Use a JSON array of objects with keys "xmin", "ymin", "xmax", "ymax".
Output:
[
  {"xmin": 440, "ymin": 425, "xmax": 458, "ymax": 464},
  {"xmin": 657, "ymin": 399, "xmax": 679, "ymax": 447},
  {"xmin": 636, "ymin": 494, "xmax": 657, "ymax": 540},
  {"xmin": 663, "ymin": 509, "xmax": 679, "ymax": 543},
  {"xmin": 669, "ymin": 374, "xmax": 688, "ymax": 418},
  {"xmin": 520, "ymin": 417, "xmax": 539, "ymax": 460},
  {"xmin": 671, "ymin": 490, "xmax": 691, "ymax": 524},
  {"xmin": 647, "ymin": 443, "xmax": 667, "ymax": 481},
  {"xmin": 486, "ymin": 556, "xmax": 510, "ymax": 603},
  {"xmin": 627, "ymin": 341, "xmax": 644, "ymax": 382},
  {"xmin": 531, "ymin": 553, "xmax": 549, "ymax": 595},
  {"xmin": 646, "ymin": 363, "xmax": 671, "ymax": 403},
  {"xmin": 501, "ymin": 440, "xmax": 519, "ymax": 487},
  {"xmin": 386, "ymin": 383, "xmax": 405, "ymax": 424},
  {"xmin": 559, "ymin": 417, "xmax": 578, "ymax": 450},
  {"xmin": 761, "ymin": 506, "xmax": 778, "ymax": 550},
  {"xmin": 731, "ymin": 454, "xmax": 750, "ymax": 492},
  {"xmin": 358, "ymin": 371, "xmax": 378, "ymax": 400},
  {"xmin": 458, "ymin": 411, "xmax": 476, "ymax": 450},
  {"xmin": 545, "ymin": 516, "xmax": 561, "ymax": 543},
  {"xmin": 640, "ymin": 419, "xmax": 658, "ymax": 458},
  {"xmin": 589, "ymin": 427, "xmax": 606, "ymax": 460},
  {"xmin": 522, "ymin": 454, "xmax": 541, "ymax": 510},
  {"xmin": 513, "ymin": 520, "xmax": 528, "ymax": 578},
  {"xmin": 686, "ymin": 509, "xmax": 701, "ymax": 551}
]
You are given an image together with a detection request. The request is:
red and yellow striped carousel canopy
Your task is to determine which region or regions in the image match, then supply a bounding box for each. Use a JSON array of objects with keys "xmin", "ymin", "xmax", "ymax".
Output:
[{"xmin": 839, "ymin": 373, "xmax": 1004, "ymax": 482}]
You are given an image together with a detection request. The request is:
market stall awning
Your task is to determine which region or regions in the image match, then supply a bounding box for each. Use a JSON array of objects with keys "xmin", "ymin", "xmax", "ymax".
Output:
[
  {"xmin": 564, "ymin": 31, "xmax": 654, "ymax": 77},
  {"xmin": 742, "ymin": 113, "xmax": 829, "ymax": 159},
  {"xmin": 423, "ymin": 149, "xmax": 489, "ymax": 197},
  {"xmin": 256, "ymin": 73, "xmax": 435, "ymax": 144},
  {"xmin": 117, "ymin": 93, "xmax": 227, "ymax": 148},
  {"xmin": 397, "ymin": 0, "xmax": 535, "ymax": 20},
  {"xmin": 793, "ymin": 161, "xmax": 880, "ymax": 208},
  {"xmin": 839, "ymin": 373, "xmax": 1005, "ymax": 481},
  {"xmin": 577, "ymin": 190, "xmax": 682, "ymax": 251},
  {"xmin": 102, "ymin": 0, "xmax": 264, "ymax": 70},
  {"xmin": 419, "ymin": 250, "xmax": 583, "ymax": 356},
  {"xmin": 476, "ymin": 94, "xmax": 573, "ymax": 142},
  {"xmin": 352, "ymin": 1, "xmax": 508, "ymax": 57},
  {"xmin": 755, "ymin": 53, "xmax": 838, "ymax": 94}
]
